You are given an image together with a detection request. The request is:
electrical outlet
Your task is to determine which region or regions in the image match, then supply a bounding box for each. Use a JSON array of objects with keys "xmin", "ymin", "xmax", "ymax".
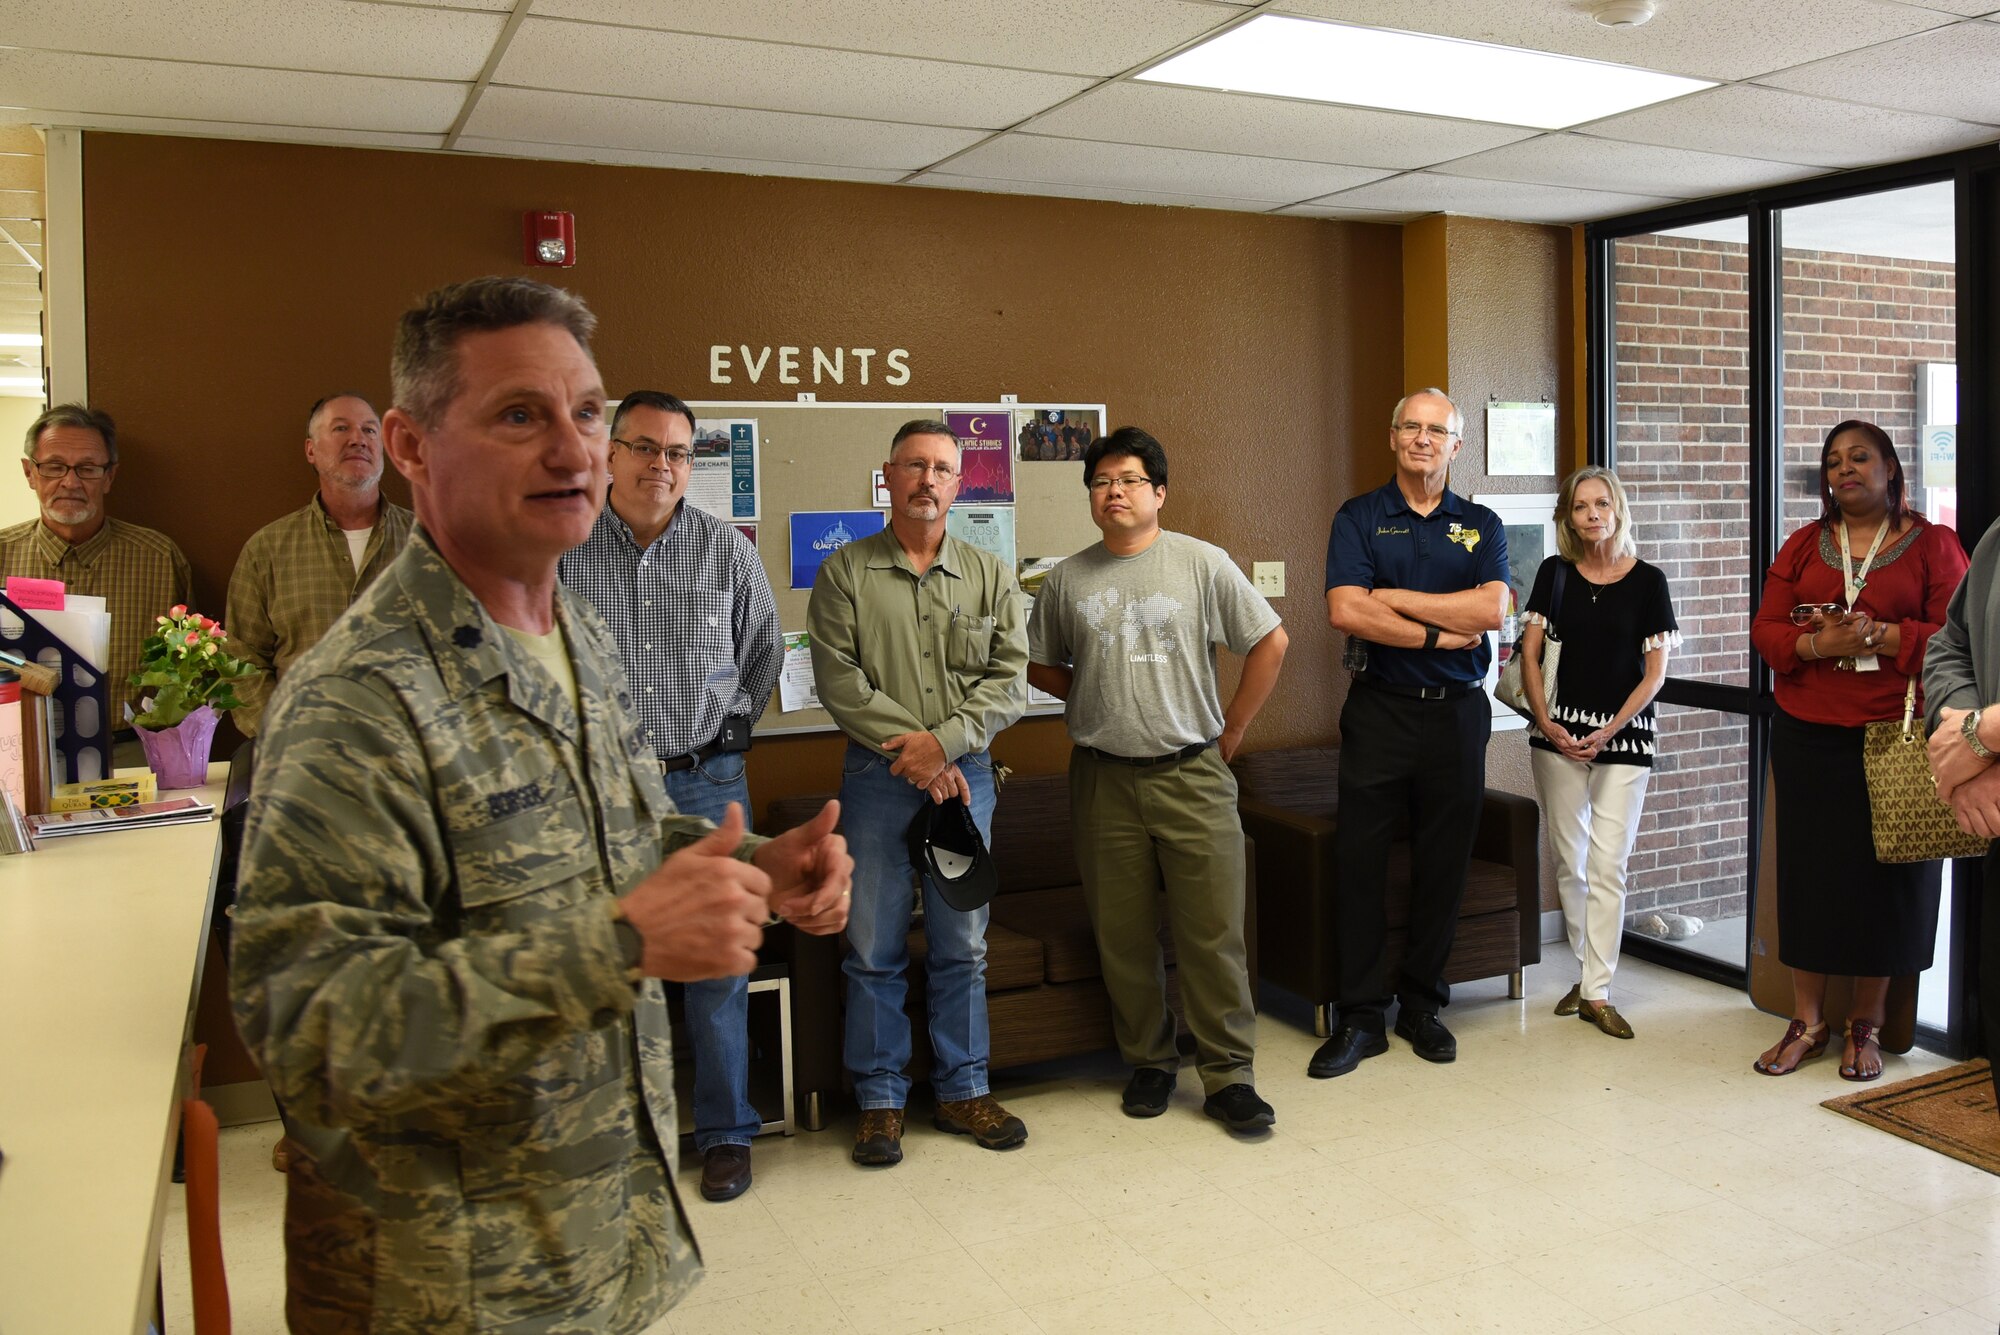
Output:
[{"xmin": 1253, "ymin": 561, "xmax": 1285, "ymax": 599}]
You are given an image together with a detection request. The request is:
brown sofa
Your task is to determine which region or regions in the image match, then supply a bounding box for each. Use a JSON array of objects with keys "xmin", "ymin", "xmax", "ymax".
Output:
[
  {"xmin": 1231, "ymin": 745, "xmax": 1540, "ymax": 1035},
  {"xmin": 766, "ymin": 769, "xmax": 1257, "ymax": 1129}
]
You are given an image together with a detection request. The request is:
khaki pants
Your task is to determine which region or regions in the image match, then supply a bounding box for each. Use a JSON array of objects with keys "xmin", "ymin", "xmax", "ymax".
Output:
[{"xmin": 1069, "ymin": 746, "xmax": 1256, "ymax": 1094}]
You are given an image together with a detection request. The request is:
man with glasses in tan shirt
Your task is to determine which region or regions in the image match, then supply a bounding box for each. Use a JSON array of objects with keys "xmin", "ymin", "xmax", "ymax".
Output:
[
  {"xmin": 227, "ymin": 393, "xmax": 414, "ymax": 735},
  {"xmin": 808, "ymin": 419, "xmax": 1029, "ymax": 1167},
  {"xmin": 2, "ymin": 403, "xmax": 193, "ymax": 740}
]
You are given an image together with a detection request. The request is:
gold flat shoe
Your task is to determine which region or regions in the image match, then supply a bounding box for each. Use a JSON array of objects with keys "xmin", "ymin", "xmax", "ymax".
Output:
[
  {"xmin": 1554, "ymin": 984, "xmax": 1582, "ymax": 1016},
  {"xmin": 1578, "ymin": 998, "xmax": 1635, "ymax": 1039}
]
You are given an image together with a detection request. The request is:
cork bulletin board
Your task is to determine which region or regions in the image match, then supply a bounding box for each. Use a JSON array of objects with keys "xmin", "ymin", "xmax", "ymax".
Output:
[{"xmin": 688, "ymin": 400, "xmax": 1105, "ymax": 737}]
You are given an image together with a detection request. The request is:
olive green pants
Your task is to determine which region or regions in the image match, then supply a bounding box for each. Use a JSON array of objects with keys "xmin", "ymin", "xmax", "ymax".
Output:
[{"xmin": 1069, "ymin": 746, "xmax": 1256, "ymax": 1094}]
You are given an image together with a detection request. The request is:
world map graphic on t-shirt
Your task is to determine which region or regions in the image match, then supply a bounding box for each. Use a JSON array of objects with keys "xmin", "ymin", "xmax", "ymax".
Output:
[{"xmin": 1077, "ymin": 587, "xmax": 1184, "ymax": 660}]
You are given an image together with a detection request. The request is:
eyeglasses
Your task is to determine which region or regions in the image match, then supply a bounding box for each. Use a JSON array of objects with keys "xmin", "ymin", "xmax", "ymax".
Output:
[
  {"xmin": 613, "ymin": 438, "xmax": 693, "ymax": 467},
  {"xmin": 1087, "ymin": 474, "xmax": 1155, "ymax": 493},
  {"xmin": 1788, "ymin": 602, "xmax": 1847, "ymax": 626},
  {"xmin": 893, "ymin": 461, "xmax": 958, "ymax": 482},
  {"xmin": 31, "ymin": 459, "xmax": 111, "ymax": 480},
  {"xmin": 1394, "ymin": 422, "xmax": 1458, "ymax": 442}
]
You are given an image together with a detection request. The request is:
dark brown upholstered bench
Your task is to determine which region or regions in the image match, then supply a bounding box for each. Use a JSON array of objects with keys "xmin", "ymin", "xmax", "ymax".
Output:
[
  {"xmin": 1230, "ymin": 744, "xmax": 1540, "ymax": 1035},
  {"xmin": 766, "ymin": 768, "xmax": 1257, "ymax": 1128}
]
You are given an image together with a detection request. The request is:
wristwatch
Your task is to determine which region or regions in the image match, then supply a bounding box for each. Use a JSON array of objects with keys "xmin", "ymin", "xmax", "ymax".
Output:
[
  {"xmin": 1964, "ymin": 707, "xmax": 1994, "ymax": 761},
  {"xmin": 1422, "ymin": 623, "xmax": 1440, "ymax": 651},
  {"xmin": 609, "ymin": 900, "xmax": 645, "ymax": 978}
]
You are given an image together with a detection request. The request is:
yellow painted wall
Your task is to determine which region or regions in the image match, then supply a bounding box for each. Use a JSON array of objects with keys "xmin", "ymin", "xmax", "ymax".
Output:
[{"xmin": 0, "ymin": 396, "xmax": 45, "ymax": 529}]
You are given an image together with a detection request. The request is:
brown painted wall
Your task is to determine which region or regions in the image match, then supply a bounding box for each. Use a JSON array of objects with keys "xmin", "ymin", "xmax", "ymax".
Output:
[{"xmin": 81, "ymin": 132, "xmax": 1403, "ymax": 811}]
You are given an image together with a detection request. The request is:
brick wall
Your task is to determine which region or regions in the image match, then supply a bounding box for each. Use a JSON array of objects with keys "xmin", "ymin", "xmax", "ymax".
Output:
[{"xmin": 1610, "ymin": 234, "xmax": 1955, "ymax": 928}]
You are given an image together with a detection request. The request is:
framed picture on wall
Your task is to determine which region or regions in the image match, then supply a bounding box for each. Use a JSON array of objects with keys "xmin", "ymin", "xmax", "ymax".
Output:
[{"xmin": 1473, "ymin": 492, "xmax": 1559, "ymax": 733}]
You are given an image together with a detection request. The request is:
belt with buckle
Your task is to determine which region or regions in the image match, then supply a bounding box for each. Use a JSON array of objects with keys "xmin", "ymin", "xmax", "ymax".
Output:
[
  {"xmin": 1083, "ymin": 739, "xmax": 1214, "ymax": 767},
  {"xmin": 660, "ymin": 735, "xmax": 728, "ymax": 774},
  {"xmin": 1355, "ymin": 676, "xmax": 1481, "ymax": 702}
]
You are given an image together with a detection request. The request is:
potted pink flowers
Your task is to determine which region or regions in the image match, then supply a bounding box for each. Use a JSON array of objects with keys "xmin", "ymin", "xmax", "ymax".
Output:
[{"xmin": 128, "ymin": 604, "xmax": 259, "ymax": 788}]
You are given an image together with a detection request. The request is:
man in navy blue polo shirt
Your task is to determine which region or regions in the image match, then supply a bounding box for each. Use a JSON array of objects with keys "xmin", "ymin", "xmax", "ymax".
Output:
[{"xmin": 1312, "ymin": 388, "xmax": 1508, "ymax": 1078}]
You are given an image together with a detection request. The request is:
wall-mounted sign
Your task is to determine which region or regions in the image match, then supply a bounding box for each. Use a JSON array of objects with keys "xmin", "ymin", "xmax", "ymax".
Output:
[{"xmin": 708, "ymin": 344, "xmax": 910, "ymax": 387}]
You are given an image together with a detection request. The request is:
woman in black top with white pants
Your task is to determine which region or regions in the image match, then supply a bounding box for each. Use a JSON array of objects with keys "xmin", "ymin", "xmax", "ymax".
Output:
[{"xmin": 1520, "ymin": 467, "xmax": 1678, "ymax": 1039}]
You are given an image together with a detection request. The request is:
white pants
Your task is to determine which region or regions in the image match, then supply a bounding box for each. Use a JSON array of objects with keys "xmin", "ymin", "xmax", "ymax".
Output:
[{"xmin": 1530, "ymin": 749, "xmax": 1652, "ymax": 1002}]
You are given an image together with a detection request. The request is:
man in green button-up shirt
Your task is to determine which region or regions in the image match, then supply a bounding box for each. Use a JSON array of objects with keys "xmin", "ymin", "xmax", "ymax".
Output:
[{"xmin": 809, "ymin": 418, "xmax": 1028, "ymax": 1167}]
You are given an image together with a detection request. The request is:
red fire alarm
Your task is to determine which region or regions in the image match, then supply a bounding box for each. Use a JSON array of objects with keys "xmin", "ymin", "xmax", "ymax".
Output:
[{"xmin": 523, "ymin": 211, "xmax": 576, "ymax": 267}]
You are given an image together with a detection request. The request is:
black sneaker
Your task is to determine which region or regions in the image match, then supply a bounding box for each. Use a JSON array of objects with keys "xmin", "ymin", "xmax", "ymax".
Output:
[
  {"xmin": 1307, "ymin": 1023, "xmax": 1388, "ymax": 1078},
  {"xmin": 1202, "ymin": 1083, "xmax": 1275, "ymax": 1134},
  {"xmin": 1394, "ymin": 1009, "xmax": 1458, "ymax": 1063},
  {"xmin": 1121, "ymin": 1067, "xmax": 1176, "ymax": 1118}
]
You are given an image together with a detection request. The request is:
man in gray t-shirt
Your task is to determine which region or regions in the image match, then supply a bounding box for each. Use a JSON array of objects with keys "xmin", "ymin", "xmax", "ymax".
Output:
[{"xmin": 1027, "ymin": 427, "xmax": 1289, "ymax": 1134}]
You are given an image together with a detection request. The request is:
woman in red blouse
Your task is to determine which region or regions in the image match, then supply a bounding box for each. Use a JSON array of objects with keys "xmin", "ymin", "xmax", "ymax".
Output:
[{"xmin": 1749, "ymin": 420, "xmax": 1968, "ymax": 1080}]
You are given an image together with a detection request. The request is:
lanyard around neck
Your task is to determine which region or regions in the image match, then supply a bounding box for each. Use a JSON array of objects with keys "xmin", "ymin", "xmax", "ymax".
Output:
[{"xmin": 1838, "ymin": 519, "xmax": 1889, "ymax": 609}]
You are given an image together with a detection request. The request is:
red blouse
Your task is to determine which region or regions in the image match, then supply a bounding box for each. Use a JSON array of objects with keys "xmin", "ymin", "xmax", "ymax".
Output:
[{"xmin": 1752, "ymin": 517, "xmax": 1968, "ymax": 726}]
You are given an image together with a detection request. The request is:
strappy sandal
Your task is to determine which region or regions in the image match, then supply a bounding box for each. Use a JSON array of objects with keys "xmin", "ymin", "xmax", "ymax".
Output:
[
  {"xmin": 1753, "ymin": 1018, "xmax": 1829, "ymax": 1075},
  {"xmin": 1840, "ymin": 1019, "xmax": 1884, "ymax": 1082}
]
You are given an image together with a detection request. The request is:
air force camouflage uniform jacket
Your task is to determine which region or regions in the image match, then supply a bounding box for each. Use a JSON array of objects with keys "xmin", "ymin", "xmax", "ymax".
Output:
[{"xmin": 231, "ymin": 528, "xmax": 759, "ymax": 1334}]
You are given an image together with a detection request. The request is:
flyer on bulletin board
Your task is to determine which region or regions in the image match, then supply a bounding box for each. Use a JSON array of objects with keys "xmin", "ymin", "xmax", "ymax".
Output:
[
  {"xmin": 779, "ymin": 631, "xmax": 819, "ymax": 712},
  {"xmin": 946, "ymin": 506, "xmax": 1016, "ymax": 570},
  {"xmin": 945, "ymin": 411, "xmax": 1015, "ymax": 503},
  {"xmin": 689, "ymin": 418, "xmax": 760, "ymax": 520},
  {"xmin": 790, "ymin": 510, "xmax": 886, "ymax": 589}
]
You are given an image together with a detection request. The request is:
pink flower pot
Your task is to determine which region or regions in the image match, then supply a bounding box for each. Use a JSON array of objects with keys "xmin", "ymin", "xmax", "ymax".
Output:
[{"xmin": 136, "ymin": 703, "xmax": 221, "ymax": 790}]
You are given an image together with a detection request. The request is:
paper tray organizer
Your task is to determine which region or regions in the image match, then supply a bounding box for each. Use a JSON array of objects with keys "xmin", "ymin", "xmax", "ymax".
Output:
[{"xmin": 0, "ymin": 590, "xmax": 113, "ymax": 784}]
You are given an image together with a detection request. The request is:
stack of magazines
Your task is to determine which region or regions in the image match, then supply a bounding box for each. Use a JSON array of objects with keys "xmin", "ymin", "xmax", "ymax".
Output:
[{"xmin": 26, "ymin": 797, "xmax": 215, "ymax": 842}]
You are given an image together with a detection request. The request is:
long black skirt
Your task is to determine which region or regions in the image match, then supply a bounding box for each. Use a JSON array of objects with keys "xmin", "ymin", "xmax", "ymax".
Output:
[{"xmin": 1772, "ymin": 708, "xmax": 1943, "ymax": 976}]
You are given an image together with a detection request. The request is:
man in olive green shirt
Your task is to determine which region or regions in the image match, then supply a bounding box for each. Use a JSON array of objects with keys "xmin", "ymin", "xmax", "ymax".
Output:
[
  {"xmin": 226, "ymin": 393, "xmax": 415, "ymax": 734},
  {"xmin": 808, "ymin": 418, "xmax": 1028, "ymax": 1167},
  {"xmin": 230, "ymin": 277, "xmax": 852, "ymax": 1334}
]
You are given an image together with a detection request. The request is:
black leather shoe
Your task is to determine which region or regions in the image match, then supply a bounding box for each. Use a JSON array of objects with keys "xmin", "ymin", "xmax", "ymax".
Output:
[
  {"xmin": 699, "ymin": 1144, "xmax": 753, "ymax": 1202},
  {"xmin": 1121, "ymin": 1067, "xmax": 1176, "ymax": 1118},
  {"xmin": 1202, "ymin": 1083, "xmax": 1275, "ymax": 1133},
  {"xmin": 1395, "ymin": 1010, "xmax": 1457, "ymax": 1063},
  {"xmin": 1307, "ymin": 1023, "xmax": 1388, "ymax": 1078}
]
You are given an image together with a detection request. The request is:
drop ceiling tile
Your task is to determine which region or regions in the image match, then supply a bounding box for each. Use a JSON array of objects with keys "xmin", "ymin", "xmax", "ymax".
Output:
[
  {"xmin": 0, "ymin": 190, "xmax": 43, "ymax": 218},
  {"xmin": 464, "ymin": 86, "xmax": 987, "ymax": 172},
  {"xmin": 1312, "ymin": 172, "xmax": 1674, "ymax": 223},
  {"xmin": 911, "ymin": 172, "xmax": 1277, "ymax": 212},
  {"xmin": 1275, "ymin": 201, "xmax": 1425, "ymax": 221},
  {"xmin": 1434, "ymin": 132, "xmax": 1821, "ymax": 197},
  {"xmin": 0, "ymin": 106, "xmax": 446, "ymax": 152},
  {"xmin": 935, "ymin": 132, "xmax": 1393, "ymax": 203},
  {"xmin": 497, "ymin": 18, "xmax": 1093, "ymax": 129},
  {"xmin": 0, "ymin": 0, "xmax": 505, "ymax": 81},
  {"xmin": 359, "ymin": 0, "xmax": 512, "ymax": 8},
  {"xmin": 1579, "ymin": 83, "xmax": 1998, "ymax": 168},
  {"xmin": 528, "ymin": 0, "xmax": 1236, "ymax": 75},
  {"xmin": 0, "ymin": 127, "xmax": 42, "ymax": 155},
  {"xmin": 454, "ymin": 136, "xmax": 910, "ymax": 183},
  {"xmin": 1267, "ymin": 0, "xmax": 1952, "ymax": 80},
  {"xmin": 0, "ymin": 51, "xmax": 467, "ymax": 134},
  {"xmin": 1882, "ymin": 0, "xmax": 2000, "ymax": 14},
  {"xmin": 1757, "ymin": 22, "xmax": 2000, "ymax": 124},
  {"xmin": 1027, "ymin": 81, "xmax": 1535, "ymax": 170}
]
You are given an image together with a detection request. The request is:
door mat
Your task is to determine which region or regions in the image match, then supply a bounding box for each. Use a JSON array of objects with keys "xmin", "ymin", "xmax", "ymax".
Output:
[{"xmin": 1822, "ymin": 1059, "xmax": 1999, "ymax": 1177}]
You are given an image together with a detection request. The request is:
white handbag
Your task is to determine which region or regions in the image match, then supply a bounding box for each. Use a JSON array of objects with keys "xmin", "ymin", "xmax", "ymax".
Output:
[{"xmin": 1495, "ymin": 562, "xmax": 1566, "ymax": 722}]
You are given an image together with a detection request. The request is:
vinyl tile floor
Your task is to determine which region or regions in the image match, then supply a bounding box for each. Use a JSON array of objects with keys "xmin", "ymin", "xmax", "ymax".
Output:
[{"xmin": 160, "ymin": 958, "xmax": 2000, "ymax": 1334}]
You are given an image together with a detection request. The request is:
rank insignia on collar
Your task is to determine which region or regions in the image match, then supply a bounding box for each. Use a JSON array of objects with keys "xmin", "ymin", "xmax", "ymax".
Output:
[{"xmin": 1446, "ymin": 523, "xmax": 1480, "ymax": 552}]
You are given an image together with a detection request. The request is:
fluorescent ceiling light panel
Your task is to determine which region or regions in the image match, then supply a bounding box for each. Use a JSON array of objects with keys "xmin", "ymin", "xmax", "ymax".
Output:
[{"xmin": 1135, "ymin": 15, "xmax": 1714, "ymax": 131}]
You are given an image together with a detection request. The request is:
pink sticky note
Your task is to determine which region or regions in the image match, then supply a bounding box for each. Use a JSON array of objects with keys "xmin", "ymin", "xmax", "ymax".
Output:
[{"xmin": 5, "ymin": 577, "xmax": 65, "ymax": 611}]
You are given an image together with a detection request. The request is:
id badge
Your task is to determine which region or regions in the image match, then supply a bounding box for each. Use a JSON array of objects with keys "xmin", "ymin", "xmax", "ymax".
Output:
[{"xmin": 1853, "ymin": 653, "xmax": 1881, "ymax": 672}]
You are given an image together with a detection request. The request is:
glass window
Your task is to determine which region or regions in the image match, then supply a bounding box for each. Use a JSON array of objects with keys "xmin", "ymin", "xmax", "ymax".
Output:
[{"xmin": 1624, "ymin": 704, "xmax": 1753, "ymax": 971}]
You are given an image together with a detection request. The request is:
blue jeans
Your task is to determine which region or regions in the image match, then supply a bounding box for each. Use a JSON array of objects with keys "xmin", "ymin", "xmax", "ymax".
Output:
[
  {"xmin": 662, "ymin": 750, "xmax": 761, "ymax": 1152},
  {"xmin": 838, "ymin": 742, "xmax": 997, "ymax": 1109}
]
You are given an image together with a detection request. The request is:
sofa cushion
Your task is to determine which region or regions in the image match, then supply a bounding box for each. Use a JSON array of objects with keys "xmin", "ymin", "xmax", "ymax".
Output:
[
  {"xmin": 989, "ymin": 886, "xmax": 1098, "ymax": 982},
  {"xmin": 1232, "ymin": 746, "xmax": 1339, "ymax": 820},
  {"xmin": 909, "ymin": 918, "xmax": 1045, "ymax": 993},
  {"xmin": 990, "ymin": 775, "xmax": 1081, "ymax": 893},
  {"xmin": 1378, "ymin": 852, "xmax": 1519, "ymax": 925}
]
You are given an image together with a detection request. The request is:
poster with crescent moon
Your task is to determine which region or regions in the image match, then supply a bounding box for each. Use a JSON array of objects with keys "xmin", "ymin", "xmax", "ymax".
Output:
[{"xmin": 944, "ymin": 411, "xmax": 1015, "ymax": 503}]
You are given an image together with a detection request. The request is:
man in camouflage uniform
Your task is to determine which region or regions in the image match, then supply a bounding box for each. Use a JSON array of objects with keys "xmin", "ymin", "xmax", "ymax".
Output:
[{"xmin": 229, "ymin": 276, "xmax": 852, "ymax": 1335}]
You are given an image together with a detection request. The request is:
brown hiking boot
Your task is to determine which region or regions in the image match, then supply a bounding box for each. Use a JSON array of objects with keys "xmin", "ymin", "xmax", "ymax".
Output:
[
  {"xmin": 934, "ymin": 1094, "xmax": 1028, "ymax": 1150},
  {"xmin": 853, "ymin": 1107, "xmax": 906, "ymax": 1166}
]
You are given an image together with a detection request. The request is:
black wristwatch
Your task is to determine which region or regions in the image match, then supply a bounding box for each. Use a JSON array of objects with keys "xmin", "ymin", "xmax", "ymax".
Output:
[
  {"xmin": 1422, "ymin": 623, "xmax": 1440, "ymax": 651},
  {"xmin": 609, "ymin": 902, "xmax": 644, "ymax": 976}
]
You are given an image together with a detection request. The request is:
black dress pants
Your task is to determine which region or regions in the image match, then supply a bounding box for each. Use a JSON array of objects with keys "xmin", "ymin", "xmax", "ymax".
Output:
[{"xmin": 1333, "ymin": 681, "xmax": 1490, "ymax": 1030}]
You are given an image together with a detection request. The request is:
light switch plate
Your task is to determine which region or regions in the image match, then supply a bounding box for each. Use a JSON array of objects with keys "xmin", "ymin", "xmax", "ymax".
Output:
[{"xmin": 1253, "ymin": 561, "xmax": 1285, "ymax": 599}]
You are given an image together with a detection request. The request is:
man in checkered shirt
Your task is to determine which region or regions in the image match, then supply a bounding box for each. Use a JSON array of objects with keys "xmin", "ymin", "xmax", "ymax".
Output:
[{"xmin": 560, "ymin": 388, "xmax": 780, "ymax": 1204}]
